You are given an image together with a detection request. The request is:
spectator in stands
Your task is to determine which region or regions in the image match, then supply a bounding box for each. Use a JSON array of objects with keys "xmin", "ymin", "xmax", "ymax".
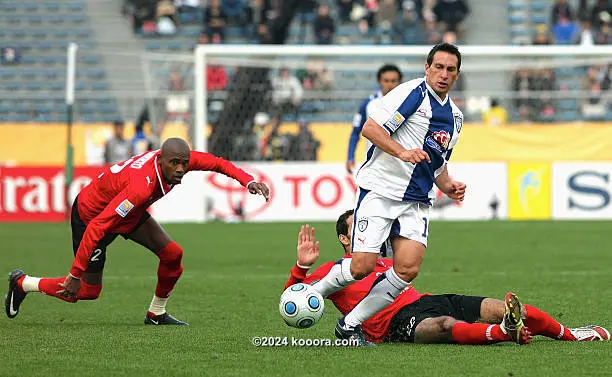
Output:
[
  {"xmin": 577, "ymin": 0, "xmax": 591, "ymax": 22},
  {"xmin": 296, "ymin": 0, "xmax": 319, "ymax": 44},
  {"xmin": 290, "ymin": 119, "xmax": 321, "ymax": 161},
  {"xmin": 207, "ymin": 64, "xmax": 228, "ymax": 91},
  {"xmin": 375, "ymin": 0, "xmax": 397, "ymax": 43},
  {"xmin": 1, "ymin": 47, "xmax": 19, "ymax": 65},
  {"xmin": 532, "ymin": 69, "xmax": 556, "ymax": 119},
  {"xmin": 271, "ymin": 67, "xmax": 303, "ymax": 119},
  {"xmin": 203, "ymin": 0, "xmax": 228, "ymax": 43},
  {"xmin": 175, "ymin": 0, "xmax": 200, "ymax": 14},
  {"xmin": 433, "ymin": 0, "xmax": 470, "ymax": 33},
  {"xmin": 397, "ymin": 0, "xmax": 423, "ymax": 44},
  {"xmin": 512, "ymin": 69, "xmax": 535, "ymax": 122},
  {"xmin": 156, "ymin": 0, "xmax": 179, "ymax": 35},
  {"xmin": 337, "ymin": 0, "xmax": 354, "ymax": 23},
  {"xmin": 222, "ymin": 0, "xmax": 247, "ymax": 25},
  {"xmin": 533, "ymin": 25, "xmax": 554, "ymax": 45},
  {"xmin": 581, "ymin": 65, "xmax": 607, "ymax": 119},
  {"xmin": 553, "ymin": 17, "xmax": 579, "ymax": 44},
  {"xmin": 128, "ymin": 0, "xmax": 157, "ymax": 34},
  {"xmin": 551, "ymin": 0, "xmax": 574, "ymax": 26},
  {"xmin": 314, "ymin": 4, "xmax": 336, "ymax": 44},
  {"xmin": 595, "ymin": 21, "xmax": 612, "ymax": 44},
  {"xmin": 104, "ymin": 121, "xmax": 131, "ymax": 165},
  {"xmin": 590, "ymin": 0, "xmax": 612, "ymax": 30},
  {"xmin": 482, "ymin": 99, "xmax": 508, "ymax": 127},
  {"xmin": 263, "ymin": 116, "xmax": 293, "ymax": 161},
  {"xmin": 169, "ymin": 69, "xmax": 186, "ymax": 91},
  {"xmin": 574, "ymin": 19, "xmax": 595, "ymax": 45}
]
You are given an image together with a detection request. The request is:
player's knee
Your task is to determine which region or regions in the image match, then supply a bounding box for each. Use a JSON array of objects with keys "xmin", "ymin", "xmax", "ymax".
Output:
[
  {"xmin": 393, "ymin": 263, "xmax": 420, "ymax": 282},
  {"xmin": 439, "ymin": 316, "xmax": 457, "ymax": 334},
  {"xmin": 158, "ymin": 241, "xmax": 183, "ymax": 267}
]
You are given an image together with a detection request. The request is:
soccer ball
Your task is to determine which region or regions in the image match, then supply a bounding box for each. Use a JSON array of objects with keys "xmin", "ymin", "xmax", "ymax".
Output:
[{"xmin": 279, "ymin": 283, "xmax": 325, "ymax": 329}]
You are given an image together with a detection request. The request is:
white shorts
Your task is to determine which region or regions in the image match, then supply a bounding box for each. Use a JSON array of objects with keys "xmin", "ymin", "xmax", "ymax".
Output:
[{"xmin": 352, "ymin": 187, "xmax": 430, "ymax": 254}]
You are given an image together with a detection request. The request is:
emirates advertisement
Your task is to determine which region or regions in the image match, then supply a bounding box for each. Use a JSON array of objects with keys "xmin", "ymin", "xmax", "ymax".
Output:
[{"xmin": 0, "ymin": 166, "xmax": 100, "ymax": 221}]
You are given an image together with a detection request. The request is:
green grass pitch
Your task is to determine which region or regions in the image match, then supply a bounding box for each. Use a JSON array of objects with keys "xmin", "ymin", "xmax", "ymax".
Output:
[{"xmin": 0, "ymin": 221, "xmax": 610, "ymax": 377}]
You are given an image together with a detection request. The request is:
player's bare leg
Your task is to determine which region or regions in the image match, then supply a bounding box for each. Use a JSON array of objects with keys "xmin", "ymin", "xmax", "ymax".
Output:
[
  {"xmin": 127, "ymin": 216, "xmax": 187, "ymax": 326},
  {"xmin": 413, "ymin": 316, "xmax": 529, "ymax": 345}
]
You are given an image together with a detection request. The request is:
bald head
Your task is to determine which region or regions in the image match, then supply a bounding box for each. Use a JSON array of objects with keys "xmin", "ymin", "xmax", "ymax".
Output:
[
  {"xmin": 161, "ymin": 137, "xmax": 190, "ymax": 158},
  {"xmin": 158, "ymin": 138, "xmax": 190, "ymax": 185}
]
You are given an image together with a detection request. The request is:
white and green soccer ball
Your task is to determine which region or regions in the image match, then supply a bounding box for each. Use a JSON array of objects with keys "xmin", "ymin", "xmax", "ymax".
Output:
[{"xmin": 279, "ymin": 283, "xmax": 325, "ymax": 329}]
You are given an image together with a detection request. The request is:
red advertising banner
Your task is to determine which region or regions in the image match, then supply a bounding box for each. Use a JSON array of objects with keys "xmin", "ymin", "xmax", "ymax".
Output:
[{"xmin": 0, "ymin": 166, "xmax": 101, "ymax": 222}]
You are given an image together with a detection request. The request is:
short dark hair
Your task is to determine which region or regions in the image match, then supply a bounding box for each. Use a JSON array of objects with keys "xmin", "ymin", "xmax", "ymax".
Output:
[
  {"xmin": 336, "ymin": 209, "xmax": 354, "ymax": 238},
  {"xmin": 491, "ymin": 98, "xmax": 499, "ymax": 107},
  {"xmin": 426, "ymin": 43, "xmax": 461, "ymax": 71},
  {"xmin": 377, "ymin": 64, "xmax": 403, "ymax": 82}
]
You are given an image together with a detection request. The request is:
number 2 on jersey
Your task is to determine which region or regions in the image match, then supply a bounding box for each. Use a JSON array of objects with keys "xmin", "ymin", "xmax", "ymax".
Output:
[{"xmin": 110, "ymin": 158, "xmax": 135, "ymax": 174}]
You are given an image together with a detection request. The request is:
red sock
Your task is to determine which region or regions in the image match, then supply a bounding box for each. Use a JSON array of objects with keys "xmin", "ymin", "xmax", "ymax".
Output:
[
  {"xmin": 524, "ymin": 304, "xmax": 575, "ymax": 340},
  {"xmin": 155, "ymin": 241, "xmax": 184, "ymax": 298},
  {"xmin": 38, "ymin": 277, "xmax": 78, "ymax": 303},
  {"xmin": 35, "ymin": 278, "xmax": 102, "ymax": 303},
  {"xmin": 452, "ymin": 322, "xmax": 510, "ymax": 345}
]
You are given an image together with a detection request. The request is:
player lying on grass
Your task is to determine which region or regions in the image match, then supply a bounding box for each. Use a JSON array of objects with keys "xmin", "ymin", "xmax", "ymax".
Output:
[
  {"xmin": 6, "ymin": 138, "xmax": 269, "ymax": 325},
  {"xmin": 284, "ymin": 210, "xmax": 610, "ymax": 345}
]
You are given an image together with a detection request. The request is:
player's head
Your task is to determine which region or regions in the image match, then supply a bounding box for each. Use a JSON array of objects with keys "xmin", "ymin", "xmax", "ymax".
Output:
[
  {"xmin": 377, "ymin": 64, "xmax": 402, "ymax": 96},
  {"xmin": 425, "ymin": 43, "xmax": 461, "ymax": 99},
  {"xmin": 159, "ymin": 138, "xmax": 190, "ymax": 185},
  {"xmin": 336, "ymin": 209, "xmax": 354, "ymax": 255}
]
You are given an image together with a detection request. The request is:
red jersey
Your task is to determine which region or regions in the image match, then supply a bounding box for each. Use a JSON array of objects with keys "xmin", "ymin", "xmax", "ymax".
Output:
[
  {"xmin": 285, "ymin": 256, "xmax": 427, "ymax": 343},
  {"xmin": 72, "ymin": 150, "xmax": 254, "ymax": 278}
]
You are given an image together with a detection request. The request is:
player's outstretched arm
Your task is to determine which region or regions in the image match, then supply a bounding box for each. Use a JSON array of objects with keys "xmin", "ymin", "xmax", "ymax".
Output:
[
  {"xmin": 188, "ymin": 151, "xmax": 269, "ymax": 201},
  {"xmin": 434, "ymin": 165, "xmax": 466, "ymax": 201}
]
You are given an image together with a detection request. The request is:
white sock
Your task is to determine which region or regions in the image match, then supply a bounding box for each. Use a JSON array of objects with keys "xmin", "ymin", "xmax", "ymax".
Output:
[
  {"xmin": 311, "ymin": 258, "xmax": 356, "ymax": 298},
  {"xmin": 21, "ymin": 276, "xmax": 41, "ymax": 293},
  {"xmin": 344, "ymin": 267, "xmax": 409, "ymax": 328},
  {"xmin": 148, "ymin": 295, "xmax": 168, "ymax": 316}
]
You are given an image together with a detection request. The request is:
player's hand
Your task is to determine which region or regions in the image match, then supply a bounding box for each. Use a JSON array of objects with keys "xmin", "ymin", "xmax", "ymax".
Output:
[
  {"xmin": 398, "ymin": 149, "xmax": 430, "ymax": 164},
  {"xmin": 247, "ymin": 182, "xmax": 270, "ymax": 201},
  {"xmin": 345, "ymin": 160, "xmax": 355, "ymax": 174},
  {"xmin": 296, "ymin": 224, "xmax": 320, "ymax": 267},
  {"xmin": 57, "ymin": 274, "xmax": 81, "ymax": 299},
  {"xmin": 446, "ymin": 180, "xmax": 466, "ymax": 201}
]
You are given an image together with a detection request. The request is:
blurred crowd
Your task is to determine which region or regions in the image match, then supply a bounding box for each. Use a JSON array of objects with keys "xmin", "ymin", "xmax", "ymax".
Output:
[
  {"xmin": 122, "ymin": 0, "xmax": 470, "ymax": 45},
  {"xmin": 511, "ymin": 0, "xmax": 612, "ymax": 122}
]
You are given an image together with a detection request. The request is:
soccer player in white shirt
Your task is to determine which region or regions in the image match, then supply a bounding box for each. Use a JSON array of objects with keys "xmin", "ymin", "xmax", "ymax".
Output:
[
  {"xmin": 345, "ymin": 64, "xmax": 403, "ymax": 174},
  {"xmin": 312, "ymin": 43, "xmax": 467, "ymax": 346}
]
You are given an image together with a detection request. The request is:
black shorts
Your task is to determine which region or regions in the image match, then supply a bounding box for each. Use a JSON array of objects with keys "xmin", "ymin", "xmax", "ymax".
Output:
[
  {"xmin": 71, "ymin": 196, "xmax": 150, "ymax": 273},
  {"xmin": 387, "ymin": 294, "xmax": 485, "ymax": 343}
]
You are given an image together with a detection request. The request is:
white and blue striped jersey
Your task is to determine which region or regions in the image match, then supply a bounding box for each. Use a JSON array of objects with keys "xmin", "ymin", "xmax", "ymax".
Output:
[
  {"xmin": 347, "ymin": 91, "xmax": 382, "ymax": 162},
  {"xmin": 356, "ymin": 77, "xmax": 463, "ymax": 204}
]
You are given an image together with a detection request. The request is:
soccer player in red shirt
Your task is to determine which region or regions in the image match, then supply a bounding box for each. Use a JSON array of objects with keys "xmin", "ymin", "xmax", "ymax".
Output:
[
  {"xmin": 284, "ymin": 211, "xmax": 610, "ymax": 344},
  {"xmin": 6, "ymin": 138, "xmax": 270, "ymax": 325}
]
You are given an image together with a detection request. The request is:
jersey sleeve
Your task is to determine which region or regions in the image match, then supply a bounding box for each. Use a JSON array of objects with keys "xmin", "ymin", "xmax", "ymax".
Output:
[
  {"xmin": 188, "ymin": 151, "xmax": 254, "ymax": 187},
  {"xmin": 347, "ymin": 98, "xmax": 369, "ymax": 161},
  {"xmin": 283, "ymin": 262, "xmax": 335, "ymax": 289},
  {"xmin": 368, "ymin": 80, "xmax": 426, "ymax": 135},
  {"xmin": 70, "ymin": 181, "xmax": 149, "ymax": 278}
]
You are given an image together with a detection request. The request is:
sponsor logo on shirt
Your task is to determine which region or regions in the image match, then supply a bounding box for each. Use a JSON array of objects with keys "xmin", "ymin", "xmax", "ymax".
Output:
[
  {"xmin": 425, "ymin": 130, "xmax": 451, "ymax": 153},
  {"xmin": 115, "ymin": 199, "xmax": 135, "ymax": 217}
]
